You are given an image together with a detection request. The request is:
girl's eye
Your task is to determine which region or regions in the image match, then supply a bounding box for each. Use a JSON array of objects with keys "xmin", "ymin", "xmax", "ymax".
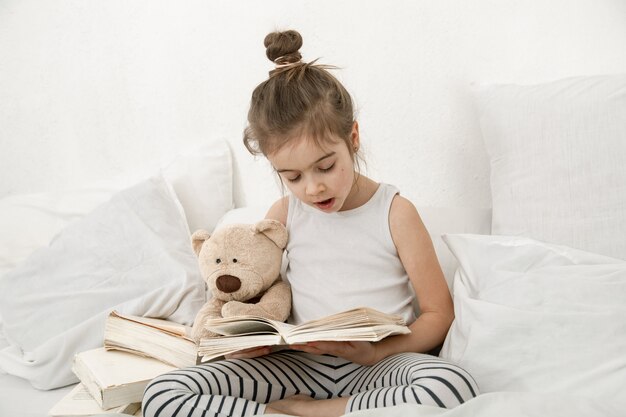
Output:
[
  {"xmin": 320, "ymin": 163, "xmax": 335, "ymax": 172},
  {"xmin": 287, "ymin": 175, "xmax": 301, "ymax": 183}
]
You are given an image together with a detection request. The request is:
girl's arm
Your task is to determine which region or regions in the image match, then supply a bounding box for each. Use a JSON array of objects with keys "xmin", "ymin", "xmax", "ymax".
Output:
[
  {"xmin": 265, "ymin": 196, "xmax": 289, "ymax": 226},
  {"xmin": 372, "ymin": 194, "xmax": 454, "ymax": 360}
]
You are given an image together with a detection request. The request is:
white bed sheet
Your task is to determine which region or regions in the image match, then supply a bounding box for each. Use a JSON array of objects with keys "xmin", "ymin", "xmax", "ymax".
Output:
[
  {"xmin": 1, "ymin": 379, "xmax": 617, "ymax": 417},
  {"xmin": 337, "ymin": 391, "xmax": 619, "ymax": 417},
  {"xmin": 0, "ymin": 372, "xmax": 74, "ymax": 417}
]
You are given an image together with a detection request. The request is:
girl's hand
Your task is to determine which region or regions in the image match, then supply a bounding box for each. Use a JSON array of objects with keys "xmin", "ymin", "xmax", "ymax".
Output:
[
  {"xmin": 224, "ymin": 346, "xmax": 271, "ymax": 360},
  {"xmin": 289, "ymin": 341, "xmax": 378, "ymax": 366}
]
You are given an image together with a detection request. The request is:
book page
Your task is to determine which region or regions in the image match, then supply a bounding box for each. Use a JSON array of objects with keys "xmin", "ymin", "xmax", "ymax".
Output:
[
  {"xmin": 198, "ymin": 333, "xmax": 284, "ymax": 362},
  {"xmin": 111, "ymin": 311, "xmax": 191, "ymax": 338},
  {"xmin": 284, "ymin": 325, "xmax": 410, "ymax": 344},
  {"xmin": 288, "ymin": 307, "xmax": 406, "ymax": 333},
  {"xmin": 204, "ymin": 315, "xmax": 294, "ymax": 336}
]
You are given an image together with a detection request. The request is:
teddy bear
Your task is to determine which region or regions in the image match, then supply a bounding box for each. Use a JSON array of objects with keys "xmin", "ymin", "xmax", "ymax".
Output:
[{"xmin": 190, "ymin": 219, "xmax": 292, "ymax": 341}]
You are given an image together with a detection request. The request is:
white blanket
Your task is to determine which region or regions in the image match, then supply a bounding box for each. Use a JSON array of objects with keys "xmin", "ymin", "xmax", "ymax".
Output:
[{"xmin": 0, "ymin": 175, "xmax": 206, "ymax": 389}]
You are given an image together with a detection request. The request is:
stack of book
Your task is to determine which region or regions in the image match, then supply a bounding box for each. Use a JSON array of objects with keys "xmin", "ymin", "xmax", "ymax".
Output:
[
  {"xmin": 49, "ymin": 307, "xmax": 410, "ymax": 416},
  {"xmin": 49, "ymin": 312, "xmax": 198, "ymax": 417}
]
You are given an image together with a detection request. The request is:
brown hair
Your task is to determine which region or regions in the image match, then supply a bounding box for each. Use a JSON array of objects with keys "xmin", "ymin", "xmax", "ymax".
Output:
[{"xmin": 243, "ymin": 30, "xmax": 361, "ymax": 167}]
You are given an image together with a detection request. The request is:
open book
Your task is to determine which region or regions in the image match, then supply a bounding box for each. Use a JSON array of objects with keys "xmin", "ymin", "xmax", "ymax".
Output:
[
  {"xmin": 104, "ymin": 310, "xmax": 199, "ymax": 368},
  {"xmin": 198, "ymin": 307, "xmax": 410, "ymax": 362}
]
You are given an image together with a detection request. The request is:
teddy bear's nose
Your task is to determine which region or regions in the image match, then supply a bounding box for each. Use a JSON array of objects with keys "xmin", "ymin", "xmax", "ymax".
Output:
[{"xmin": 216, "ymin": 275, "xmax": 241, "ymax": 293}]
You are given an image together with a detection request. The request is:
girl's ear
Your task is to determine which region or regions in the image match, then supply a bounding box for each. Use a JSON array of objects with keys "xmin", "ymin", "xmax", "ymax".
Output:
[
  {"xmin": 191, "ymin": 230, "xmax": 211, "ymax": 256},
  {"xmin": 351, "ymin": 121, "xmax": 360, "ymax": 152},
  {"xmin": 255, "ymin": 219, "xmax": 288, "ymax": 249}
]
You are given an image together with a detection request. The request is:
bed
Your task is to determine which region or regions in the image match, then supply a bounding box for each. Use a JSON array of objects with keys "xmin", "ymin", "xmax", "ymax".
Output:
[
  {"xmin": 2, "ymin": 72, "xmax": 626, "ymax": 416},
  {"xmin": 2, "ymin": 2, "xmax": 626, "ymax": 416}
]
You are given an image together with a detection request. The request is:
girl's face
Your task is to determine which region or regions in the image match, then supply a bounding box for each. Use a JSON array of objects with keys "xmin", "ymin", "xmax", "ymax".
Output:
[{"xmin": 268, "ymin": 125, "xmax": 359, "ymax": 213}]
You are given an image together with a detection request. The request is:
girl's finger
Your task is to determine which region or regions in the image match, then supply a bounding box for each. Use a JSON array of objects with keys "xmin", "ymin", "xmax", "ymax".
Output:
[
  {"xmin": 289, "ymin": 344, "xmax": 322, "ymax": 354},
  {"xmin": 225, "ymin": 346, "xmax": 270, "ymax": 359}
]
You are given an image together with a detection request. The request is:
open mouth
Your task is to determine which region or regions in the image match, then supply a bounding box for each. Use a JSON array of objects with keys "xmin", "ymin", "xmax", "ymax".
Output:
[{"xmin": 315, "ymin": 198, "xmax": 335, "ymax": 210}]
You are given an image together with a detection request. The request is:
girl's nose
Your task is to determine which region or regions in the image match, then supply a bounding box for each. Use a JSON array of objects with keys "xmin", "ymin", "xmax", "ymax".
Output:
[{"xmin": 305, "ymin": 179, "xmax": 325, "ymax": 196}]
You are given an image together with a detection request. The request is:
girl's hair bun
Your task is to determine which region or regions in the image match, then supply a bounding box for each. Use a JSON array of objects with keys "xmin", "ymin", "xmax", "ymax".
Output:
[{"xmin": 264, "ymin": 30, "xmax": 303, "ymax": 64}]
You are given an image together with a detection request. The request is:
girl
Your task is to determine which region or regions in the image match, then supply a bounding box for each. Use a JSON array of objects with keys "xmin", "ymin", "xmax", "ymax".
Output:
[{"xmin": 142, "ymin": 30, "xmax": 479, "ymax": 417}]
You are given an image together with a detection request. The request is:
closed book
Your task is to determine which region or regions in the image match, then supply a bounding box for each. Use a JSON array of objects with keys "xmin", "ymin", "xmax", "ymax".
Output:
[
  {"xmin": 104, "ymin": 310, "xmax": 199, "ymax": 368},
  {"xmin": 72, "ymin": 347, "xmax": 175, "ymax": 410},
  {"xmin": 48, "ymin": 383, "xmax": 140, "ymax": 417}
]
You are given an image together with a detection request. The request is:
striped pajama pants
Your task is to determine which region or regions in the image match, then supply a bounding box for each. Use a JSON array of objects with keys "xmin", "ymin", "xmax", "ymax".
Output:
[{"xmin": 142, "ymin": 350, "xmax": 479, "ymax": 417}]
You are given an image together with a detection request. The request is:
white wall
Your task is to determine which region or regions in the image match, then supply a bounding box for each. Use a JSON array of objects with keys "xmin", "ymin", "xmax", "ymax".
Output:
[{"xmin": 2, "ymin": 0, "xmax": 626, "ymax": 210}]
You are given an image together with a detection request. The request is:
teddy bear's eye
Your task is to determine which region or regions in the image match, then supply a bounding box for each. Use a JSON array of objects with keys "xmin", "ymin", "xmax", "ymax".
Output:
[
  {"xmin": 216, "ymin": 258, "xmax": 221, "ymax": 264},
  {"xmin": 232, "ymin": 258, "xmax": 238, "ymax": 263}
]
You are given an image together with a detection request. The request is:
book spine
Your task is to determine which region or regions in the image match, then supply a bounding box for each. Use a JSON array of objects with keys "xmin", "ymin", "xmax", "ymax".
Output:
[{"xmin": 71, "ymin": 359, "xmax": 105, "ymax": 409}]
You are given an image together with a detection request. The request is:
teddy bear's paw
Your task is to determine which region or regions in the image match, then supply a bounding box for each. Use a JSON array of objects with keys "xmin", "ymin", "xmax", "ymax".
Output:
[
  {"xmin": 191, "ymin": 326, "xmax": 205, "ymax": 343},
  {"xmin": 191, "ymin": 326, "xmax": 220, "ymax": 342},
  {"xmin": 204, "ymin": 329, "xmax": 221, "ymax": 339},
  {"xmin": 222, "ymin": 301, "xmax": 253, "ymax": 318}
]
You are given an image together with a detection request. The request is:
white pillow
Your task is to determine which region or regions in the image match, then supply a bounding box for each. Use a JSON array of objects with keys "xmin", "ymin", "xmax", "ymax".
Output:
[
  {"xmin": 215, "ymin": 205, "xmax": 492, "ymax": 287},
  {"xmin": 0, "ymin": 181, "xmax": 126, "ymax": 278},
  {"xmin": 214, "ymin": 206, "xmax": 268, "ymax": 229},
  {"xmin": 440, "ymin": 234, "xmax": 626, "ymax": 406},
  {"xmin": 475, "ymin": 74, "xmax": 626, "ymax": 260},
  {"xmin": 0, "ymin": 175, "xmax": 206, "ymax": 390},
  {"xmin": 0, "ymin": 140, "xmax": 233, "ymax": 277},
  {"xmin": 416, "ymin": 206, "xmax": 491, "ymax": 288},
  {"xmin": 161, "ymin": 141, "xmax": 233, "ymax": 234}
]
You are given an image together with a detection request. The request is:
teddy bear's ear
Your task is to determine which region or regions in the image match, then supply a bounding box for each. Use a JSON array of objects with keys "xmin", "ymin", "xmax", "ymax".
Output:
[
  {"xmin": 254, "ymin": 219, "xmax": 288, "ymax": 249},
  {"xmin": 191, "ymin": 229, "xmax": 211, "ymax": 256}
]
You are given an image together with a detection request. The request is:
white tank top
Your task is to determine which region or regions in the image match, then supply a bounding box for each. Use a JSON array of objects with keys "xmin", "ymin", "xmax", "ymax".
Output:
[{"xmin": 285, "ymin": 183, "xmax": 417, "ymax": 325}]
